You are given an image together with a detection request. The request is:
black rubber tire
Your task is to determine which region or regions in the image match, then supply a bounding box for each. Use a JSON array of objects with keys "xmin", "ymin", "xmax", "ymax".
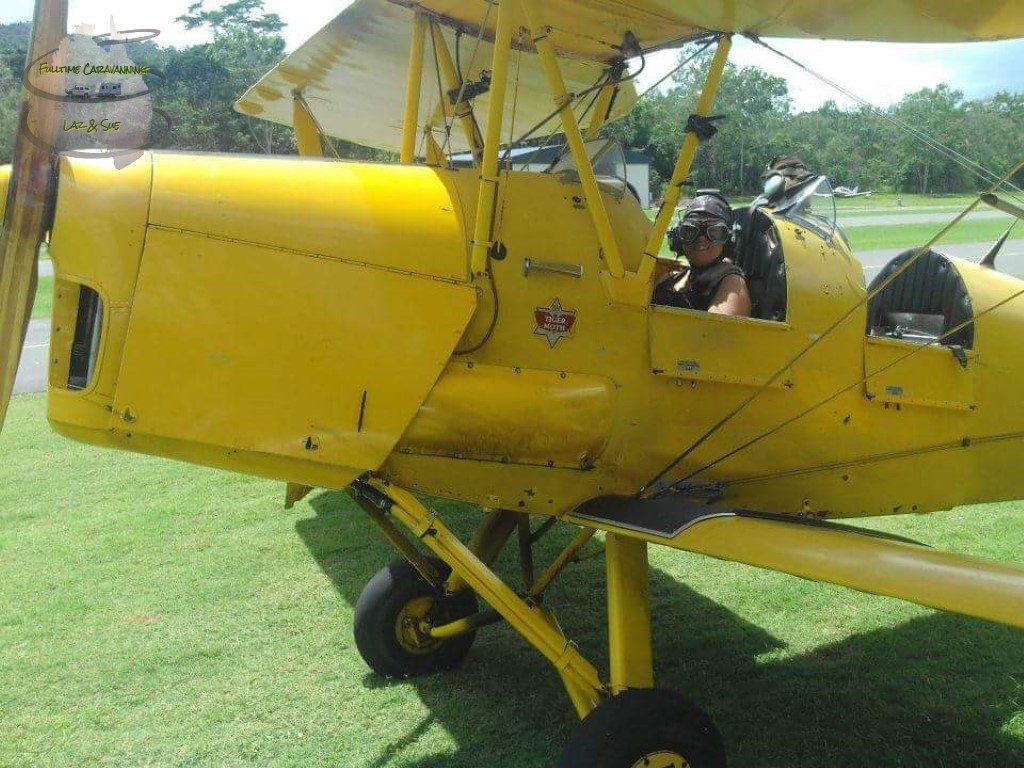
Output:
[
  {"xmin": 558, "ymin": 688, "xmax": 726, "ymax": 768},
  {"xmin": 354, "ymin": 557, "xmax": 479, "ymax": 678}
]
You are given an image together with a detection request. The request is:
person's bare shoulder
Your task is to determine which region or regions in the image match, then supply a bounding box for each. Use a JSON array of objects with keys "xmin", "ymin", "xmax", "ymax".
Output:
[{"xmin": 708, "ymin": 274, "xmax": 752, "ymax": 317}]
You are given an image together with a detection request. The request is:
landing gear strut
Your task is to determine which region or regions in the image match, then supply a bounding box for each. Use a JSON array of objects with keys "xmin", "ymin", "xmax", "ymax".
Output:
[{"xmin": 348, "ymin": 478, "xmax": 725, "ymax": 764}]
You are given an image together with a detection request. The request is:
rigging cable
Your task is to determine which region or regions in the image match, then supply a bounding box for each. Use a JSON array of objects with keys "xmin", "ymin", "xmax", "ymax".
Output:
[
  {"xmin": 749, "ymin": 35, "xmax": 1024, "ymax": 206},
  {"xmin": 679, "ymin": 274, "xmax": 1024, "ymax": 490},
  {"xmin": 639, "ymin": 156, "xmax": 1024, "ymax": 497},
  {"xmin": 440, "ymin": 1, "xmax": 494, "ymax": 161},
  {"xmin": 428, "ymin": 20, "xmax": 454, "ymax": 163},
  {"xmin": 507, "ymin": 37, "xmax": 663, "ymax": 171},
  {"xmin": 509, "ymin": 33, "xmax": 679, "ymax": 152},
  {"xmin": 453, "ymin": 30, "xmax": 525, "ymax": 356},
  {"xmin": 509, "ymin": 34, "xmax": 715, "ymax": 170}
]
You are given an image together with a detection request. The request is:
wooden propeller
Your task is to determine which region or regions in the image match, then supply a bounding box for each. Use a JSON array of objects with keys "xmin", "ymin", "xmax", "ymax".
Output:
[{"xmin": 0, "ymin": 0, "xmax": 68, "ymax": 430}]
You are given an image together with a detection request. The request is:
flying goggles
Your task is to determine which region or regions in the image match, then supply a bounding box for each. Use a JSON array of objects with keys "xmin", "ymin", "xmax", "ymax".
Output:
[{"xmin": 675, "ymin": 218, "xmax": 732, "ymax": 245}]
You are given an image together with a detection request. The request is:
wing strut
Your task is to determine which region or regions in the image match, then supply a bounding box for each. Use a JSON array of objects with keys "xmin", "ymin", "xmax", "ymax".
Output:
[
  {"xmin": 520, "ymin": 0, "xmax": 624, "ymax": 278},
  {"xmin": 429, "ymin": 20, "xmax": 485, "ymax": 165},
  {"xmin": 468, "ymin": 0, "xmax": 515, "ymax": 276},
  {"xmin": 637, "ymin": 35, "xmax": 732, "ymax": 285},
  {"xmin": 400, "ymin": 11, "xmax": 428, "ymax": 163}
]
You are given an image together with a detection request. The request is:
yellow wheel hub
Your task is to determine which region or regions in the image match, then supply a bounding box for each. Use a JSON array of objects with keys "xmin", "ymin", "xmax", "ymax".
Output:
[
  {"xmin": 394, "ymin": 595, "xmax": 441, "ymax": 654},
  {"xmin": 630, "ymin": 751, "xmax": 689, "ymax": 768}
]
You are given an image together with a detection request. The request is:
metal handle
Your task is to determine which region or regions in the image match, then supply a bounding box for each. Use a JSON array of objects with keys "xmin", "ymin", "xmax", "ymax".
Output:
[{"xmin": 522, "ymin": 258, "xmax": 583, "ymax": 278}]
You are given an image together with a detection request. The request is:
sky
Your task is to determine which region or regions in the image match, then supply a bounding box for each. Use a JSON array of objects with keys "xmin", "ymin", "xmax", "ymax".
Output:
[{"xmin": 3, "ymin": 1, "xmax": 1024, "ymax": 113}]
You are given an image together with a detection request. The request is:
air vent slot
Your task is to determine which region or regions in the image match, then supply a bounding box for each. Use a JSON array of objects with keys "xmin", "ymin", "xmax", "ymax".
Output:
[{"xmin": 68, "ymin": 286, "xmax": 103, "ymax": 391}]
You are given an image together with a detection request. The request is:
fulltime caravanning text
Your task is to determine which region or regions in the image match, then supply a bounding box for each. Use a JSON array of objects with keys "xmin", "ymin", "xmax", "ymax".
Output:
[{"xmin": 39, "ymin": 63, "xmax": 151, "ymax": 75}]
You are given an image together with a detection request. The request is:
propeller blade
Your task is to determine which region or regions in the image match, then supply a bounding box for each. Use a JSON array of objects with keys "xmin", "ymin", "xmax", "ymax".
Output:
[{"xmin": 0, "ymin": 0, "xmax": 68, "ymax": 431}]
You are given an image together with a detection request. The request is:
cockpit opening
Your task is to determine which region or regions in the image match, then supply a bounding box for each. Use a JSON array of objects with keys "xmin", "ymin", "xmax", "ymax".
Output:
[{"xmin": 866, "ymin": 248, "xmax": 974, "ymax": 348}]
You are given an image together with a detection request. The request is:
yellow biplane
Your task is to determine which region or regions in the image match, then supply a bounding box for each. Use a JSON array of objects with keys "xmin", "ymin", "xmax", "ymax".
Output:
[{"xmin": 3, "ymin": 1, "xmax": 1024, "ymax": 765}]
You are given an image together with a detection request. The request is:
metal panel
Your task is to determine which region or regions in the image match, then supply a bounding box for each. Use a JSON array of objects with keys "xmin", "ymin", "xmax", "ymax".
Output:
[
  {"xmin": 649, "ymin": 308, "xmax": 797, "ymax": 388},
  {"xmin": 864, "ymin": 336, "xmax": 976, "ymax": 410},
  {"xmin": 109, "ymin": 228, "xmax": 476, "ymax": 486}
]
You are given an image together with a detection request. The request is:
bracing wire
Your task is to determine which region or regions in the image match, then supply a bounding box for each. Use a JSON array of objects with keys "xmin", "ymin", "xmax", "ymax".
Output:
[
  {"xmin": 440, "ymin": 1, "xmax": 494, "ymax": 161},
  {"xmin": 428, "ymin": 22, "xmax": 454, "ymax": 164},
  {"xmin": 749, "ymin": 35, "xmax": 1024, "ymax": 207},
  {"xmin": 726, "ymin": 426, "xmax": 1024, "ymax": 490},
  {"xmin": 632, "ymin": 35, "xmax": 717, "ymax": 101},
  {"xmin": 509, "ymin": 34, "xmax": 711, "ymax": 169},
  {"xmin": 509, "ymin": 37, "xmax": 670, "ymax": 152},
  {"xmin": 640, "ymin": 156, "xmax": 1024, "ymax": 497},
  {"xmin": 679, "ymin": 277, "xmax": 1024, "ymax": 490}
]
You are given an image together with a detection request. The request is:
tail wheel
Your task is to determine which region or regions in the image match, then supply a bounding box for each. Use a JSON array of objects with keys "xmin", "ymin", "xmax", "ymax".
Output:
[
  {"xmin": 558, "ymin": 689, "xmax": 726, "ymax": 768},
  {"xmin": 354, "ymin": 557, "xmax": 478, "ymax": 678}
]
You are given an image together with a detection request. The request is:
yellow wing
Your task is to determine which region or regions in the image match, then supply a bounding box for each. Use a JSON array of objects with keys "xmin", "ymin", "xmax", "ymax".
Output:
[
  {"xmin": 236, "ymin": 0, "xmax": 1024, "ymax": 152},
  {"xmin": 417, "ymin": 0, "xmax": 1024, "ymax": 53},
  {"xmin": 234, "ymin": 0, "xmax": 639, "ymax": 154}
]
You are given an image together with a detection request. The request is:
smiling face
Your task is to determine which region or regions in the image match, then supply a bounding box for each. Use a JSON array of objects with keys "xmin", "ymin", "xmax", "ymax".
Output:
[{"xmin": 680, "ymin": 216, "xmax": 727, "ymax": 267}]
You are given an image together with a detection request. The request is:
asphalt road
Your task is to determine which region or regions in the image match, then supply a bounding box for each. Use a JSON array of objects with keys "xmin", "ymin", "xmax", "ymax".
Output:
[
  {"xmin": 839, "ymin": 208, "xmax": 1012, "ymax": 227},
  {"xmin": 14, "ymin": 318, "xmax": 51, "ymax": 396},
  {"xmin": 858, "ymin": 238, "xmax": 1024, "ymax": 276},
  {"xmin": 14, "ymin": 239, "xmax": 1024, "ymax": 397}
]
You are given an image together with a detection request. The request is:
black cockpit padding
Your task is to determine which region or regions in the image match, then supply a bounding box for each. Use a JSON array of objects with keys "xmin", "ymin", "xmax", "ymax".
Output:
[
  {"xmin": 866, "ymin": 248, "xmax": 974, "ymax": 348},
  {"xmin": 733, "ymin": 206, "xmax": 787, "ymax": 321}
]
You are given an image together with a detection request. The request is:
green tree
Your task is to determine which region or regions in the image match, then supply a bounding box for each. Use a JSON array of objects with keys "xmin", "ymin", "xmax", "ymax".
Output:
[
  {"xmin": 0, "ymin": 58, "xmax": 19, "ymax": 164},
  {"xmin": 890, "ymin": 85, "xmax": 971, "ymax": 193},
  {"xmin": 140, "ymin": 0, "xmax": 294, "ymax": 154},
  {"xmin": 0, "ymin": 22, "xmax": 28, "ymax": 164},
  {"xmin": 609, "ymin": 47, "xmax": 792, "ymax": 196}
]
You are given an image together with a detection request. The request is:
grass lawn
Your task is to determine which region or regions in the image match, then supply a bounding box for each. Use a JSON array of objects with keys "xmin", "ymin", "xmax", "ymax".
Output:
[
  {"xmin": 833, "ymin": 193, "xmax": 977, "ymax": 212},
  {"xmin": 644, "ymin": 196, "xmax": 1013, "ymax": 258},
  {"xmin": 32, "ymin": 276, "xmax": 53, "ymax": 320},
  {"xmin": 1, "ymin": 394, "xmax": 1022, "ymax": 767},
  {"xmin": 842, "ymin": 216, "xmax": 1017, "ymax": 252}
]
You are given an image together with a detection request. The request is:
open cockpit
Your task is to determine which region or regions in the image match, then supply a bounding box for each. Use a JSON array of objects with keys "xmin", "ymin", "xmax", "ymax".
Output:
[{"xmin": 866, "ymin": 248, "xmax": 975, "ymax": 348}]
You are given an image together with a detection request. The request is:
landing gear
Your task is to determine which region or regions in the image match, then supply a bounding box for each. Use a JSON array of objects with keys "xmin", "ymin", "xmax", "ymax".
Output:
[
  {"xmin": 348, "ymin": 480, "xmax": 727, "ymax": 765},
  {"xmin": 353, "ymin": 557, "xmax": 479, "ymax": 678},
  {"xmin": 558, "ymin": 689, "xmax": 726, "ymax": 768}
]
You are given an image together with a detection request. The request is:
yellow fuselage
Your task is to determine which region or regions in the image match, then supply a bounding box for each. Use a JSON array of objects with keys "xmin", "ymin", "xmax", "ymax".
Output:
[{"xmin": 39, "ymin": 152, "xmax": 1024, "ymax": 520}]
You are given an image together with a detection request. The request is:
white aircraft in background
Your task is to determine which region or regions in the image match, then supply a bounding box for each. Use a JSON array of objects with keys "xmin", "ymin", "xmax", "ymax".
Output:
[{"xmin": 834, "ymin": 185, "xmax": 874, "ymax": 198}]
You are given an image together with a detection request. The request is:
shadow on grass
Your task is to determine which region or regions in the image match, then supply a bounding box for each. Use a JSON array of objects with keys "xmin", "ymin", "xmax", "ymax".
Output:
[{"xmin": 298, "ymin": 491, "xmax": 1023, "ymax": 768}]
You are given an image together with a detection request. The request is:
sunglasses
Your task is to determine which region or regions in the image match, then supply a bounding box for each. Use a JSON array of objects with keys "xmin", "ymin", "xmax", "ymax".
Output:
[{"xmin": 676, "ymin": 219, "xmax": 731, "ymax": 245}]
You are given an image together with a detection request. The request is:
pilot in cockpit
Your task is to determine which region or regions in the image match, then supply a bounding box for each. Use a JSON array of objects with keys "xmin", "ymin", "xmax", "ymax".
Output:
[{"xmin": 652, "ymin": 192, "xmax": 752, "ymax": 317}]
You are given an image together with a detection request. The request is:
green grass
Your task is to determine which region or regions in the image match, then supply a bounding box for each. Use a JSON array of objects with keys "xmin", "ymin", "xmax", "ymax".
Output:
[
  {"xmin": 833, "ymin": 193, "xmax": 977, "ymax": 212},
  {"xmin": 842, "ymin": 217, "xmax": 1016, "ymax": 252},
  {"xmin": 1, "ymin": 394, "xmax": 1022, "ymax": 767},
  {"xmin": 645, "ymin": 197, "xmax": 1013, "ymax": 256},
  {"xmin": 31, "ymin": 276, "xmax": 53, "ymax": 319}
]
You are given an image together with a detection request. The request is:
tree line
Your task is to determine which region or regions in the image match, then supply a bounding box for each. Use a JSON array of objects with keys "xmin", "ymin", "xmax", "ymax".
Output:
[
  {"xmin": 1, "ymin": 6, "xmax": 1022, "ymax": 197},
  {"xmin": 607, "ymin": 47, "xmax": 1024, "ymax": 197}
]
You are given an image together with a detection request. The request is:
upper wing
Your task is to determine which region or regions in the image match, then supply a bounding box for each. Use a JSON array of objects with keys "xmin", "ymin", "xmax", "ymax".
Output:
[
  {"xmin": 417, "ymin": 1, "xmax": 1024, "ymax": 52},
  {"xmin": 236, "ymin": 0, "xmax": 1024, "ymax": 151},
  {"xmin": 234, "ymin": 0, "xmax": 639, "ymax": 153}
]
